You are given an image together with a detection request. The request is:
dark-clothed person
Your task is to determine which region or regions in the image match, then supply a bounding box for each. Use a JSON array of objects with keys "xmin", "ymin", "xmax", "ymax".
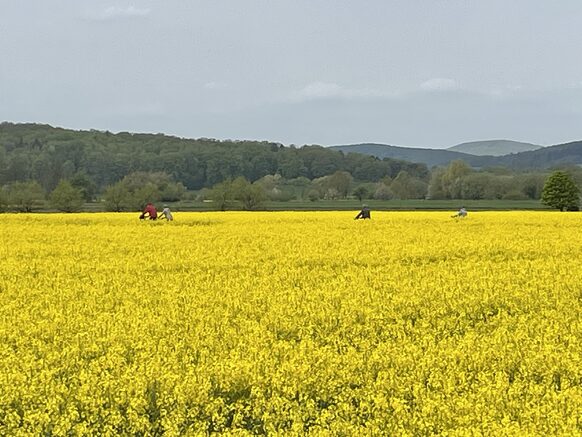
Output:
[{"xmin": 355, "ymin": 206, "xmax": 371, "ymax": 220}]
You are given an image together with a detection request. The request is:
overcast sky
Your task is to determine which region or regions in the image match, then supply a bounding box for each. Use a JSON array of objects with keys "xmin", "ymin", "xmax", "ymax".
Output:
[{"xmin": 2, "ymin": 1, "xmax": 582, "ymax": 148}]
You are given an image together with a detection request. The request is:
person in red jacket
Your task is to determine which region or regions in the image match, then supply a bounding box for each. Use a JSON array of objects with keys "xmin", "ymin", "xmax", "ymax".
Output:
[{"xmin": 139, "ymin": 203, "xmax": 158, "ymax": 220}]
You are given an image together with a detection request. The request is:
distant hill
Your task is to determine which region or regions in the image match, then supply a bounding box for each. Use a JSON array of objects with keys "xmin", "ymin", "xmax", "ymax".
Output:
[
  {"xmin": 485, "ymin": 140, "xmax": 582, "ymax": 169},
  {"xmin": 330, "ymin": 143, "xmax": 477, "ymax": 168},
  {"xmin": 332, "ymin": 141, "xmax": 582, "ymax": 170},
  {"xmin": 447, "ymin": 140, "xmax": 542, "ymax": 156}
]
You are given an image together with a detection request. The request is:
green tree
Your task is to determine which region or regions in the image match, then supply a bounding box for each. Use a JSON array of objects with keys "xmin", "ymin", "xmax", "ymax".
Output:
[
  {"xmin": 160, "ymin": 182, "xmax": 186, "ymax": 202},
  {"xmin": 285, "ymin": 176, "xmax": 311, "ymax": 200},
  {"xmin": 278, "ymin": 155, "xmax": 307, "ymax": 179},
  {"xmin": 231, "ymin": 177, "xmax": 266, "ymax": 210},
  {"xmin": 517, "ymin": 173, "xmax": 547, "ymax": 199},
  {"xmin": 120, "ymin": 171, "xmax": 183, "ymax": 207},
  {"xmin": 306, "ymin": 189, "xmax": 320, "ymax": 202},
  {"xmin": 482, "ymin": 175, "xmax": 513, "ymax": 200},
  {"xmin": 0, "ymin": 188, "xmax": 7, "ymax": 212},
  {"xmin": 61, "ymin": 160, "xmax": 76, "ymax": 180},
  {"xmin": 326, "ymin": 171, "xmax": 353, "ymax": 198},
  {"xmin": 8, "ymin": 181, "xmax": 45, "ymax": 212},
  {"xmin": 50, "ymin": 180, "xmax": 84, "ymax": 212},
  {"xmin": 121, "ymin": 171, "xmax": 170, "ymax": 193},
  {"xmin": 209, "ymin": 179, "xmax": 234, "ymax": 211},
  {"xmin": 6, "ymin": 154, "xmax": 30, "ymax": 182},
  {"xmin": 389, "ymin": 171, "xmax": 409, "ymax": 199},
  {"xmin": 103, "ymin": 182, "xmax": 131, "ymax": 212},
  {"xmin": 255, "ymin": 174, "xmax": 281, "ymax": 192},
  {"xmin": 131, "ymin": 183, "xmax": 161, "ymax": 211},
  {"xmin": 32, "ymin": 154, "xmax": 55, "ymax": 191},
  {"xmin": 541, "ymin": 171, "xmax": 580, "ymax": 211},
  {"xmin": 407, "ymin": 178, "xmax": 429, "ymax": 199},
  {"xmin": 460, "ymin": 173, "xmax": 491, "ymax": 200},
  {"xmin": 427, "ymin": 167, "xmax": 447, "ymax": 199},
  {"xmin": 352, "ymin": 186, "xmax": 369, "ymax": 201},
  {"xmin": 442, "ymin": 160, "xmax": 472, "ymax": 199},
  {"xmin": 0, "ymin": 145, "xmax": 7, "ymax": 185},
  {"xmin": 373, "ymin": 183, "xmax": 393, "ymax": 200},
  {"xmin": 390, "ymin": 171, "xmax": 428, "ymax": 200},
  {"xmin": 70, "ymin": 171, "xmax": 97, "ymax": 201}
]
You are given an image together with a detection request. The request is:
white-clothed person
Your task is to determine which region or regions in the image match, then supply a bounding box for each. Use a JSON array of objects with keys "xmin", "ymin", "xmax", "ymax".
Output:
[
  {"xmin": 452, "ymin": 207, "xmax": 468, "ymax": 218},
  {"xmin": 160, "ymin": 205, "xmax": 174, "ymax": 221}
]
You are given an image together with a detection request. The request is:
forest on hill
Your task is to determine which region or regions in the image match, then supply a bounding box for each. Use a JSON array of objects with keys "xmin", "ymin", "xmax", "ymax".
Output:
[{"xmin": 0, "ymin": 123, "xmax": 427, "ymax": 191}]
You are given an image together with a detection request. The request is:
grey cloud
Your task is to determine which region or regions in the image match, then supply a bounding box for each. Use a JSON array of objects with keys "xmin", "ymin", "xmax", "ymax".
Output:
[
  {"xmin": 204, "ymin": 82, "xmax": 229, "ymax": 90},
  {"xmin": 290, "ymin": 82, "xmax": 383, "ymax": 102},
  {"xmin": 84, "ymin": 5, "xmax": 151, "ymax": 21},
  {"xmin": 419, "ymin": 78, "xmax": 460, "ymax": 92}
]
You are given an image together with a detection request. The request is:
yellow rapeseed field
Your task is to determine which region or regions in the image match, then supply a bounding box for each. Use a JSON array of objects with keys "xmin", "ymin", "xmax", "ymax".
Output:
[{"xmin": 1, "ymin": 211, "xmax": 581, "ymax": 435}]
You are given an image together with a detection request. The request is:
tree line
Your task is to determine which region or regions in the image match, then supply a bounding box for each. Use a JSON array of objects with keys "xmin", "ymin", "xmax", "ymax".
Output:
[{"xmin": 0, "ymin": 123, "xmax": 581, "ymax": 212}]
